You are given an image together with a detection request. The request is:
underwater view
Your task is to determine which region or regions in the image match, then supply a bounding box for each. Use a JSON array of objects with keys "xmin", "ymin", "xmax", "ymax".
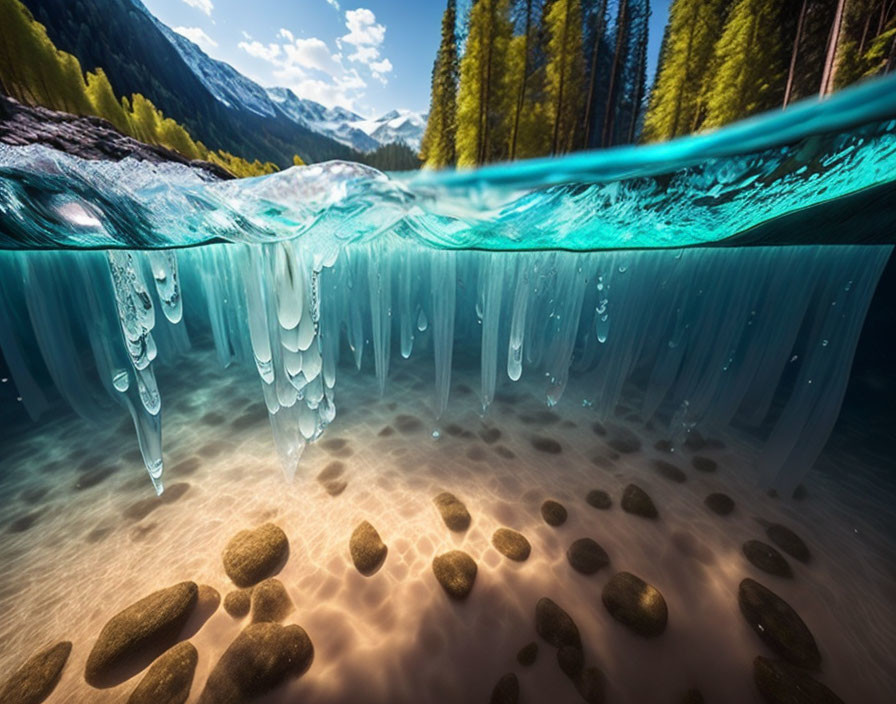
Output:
[{"xmin": 2, "ymin": 0, "xmax": 896, "ymax": 703}]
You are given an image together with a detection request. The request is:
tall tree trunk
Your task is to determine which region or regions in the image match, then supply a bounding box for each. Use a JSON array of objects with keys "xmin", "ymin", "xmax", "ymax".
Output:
[
  {"xmin": 551, "ymin": 0, "xmax": 572, "ymax": 154},
  {"xmin": 820, "ymin": 0, "xmax": 848, "ymax": 96},
  {"xmin": 601, "ymin": 0, "xmax": 629, "ymax": 148},
  {"xmin": 783, "ymin": 0, "xmax": 809, "ymax": 107},
  {"xmin": 509, "ymin": 0, "xmax": 533, "ymax": 159},
  {"xmin": 582, "ymin": 0, "xmax": 608, "ymax": 149},
  {"xmin": 627, "ymin": 27, "xmax": 647, "ymax": 143},
  {"xmin": 886, "ymin": 30, "xmax": 896, "ymax": 73}
]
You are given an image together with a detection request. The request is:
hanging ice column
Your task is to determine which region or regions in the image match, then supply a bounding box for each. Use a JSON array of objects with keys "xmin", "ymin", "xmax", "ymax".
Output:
[{"xmin": 0, "ymin": 241, "xmax": 891, "ymax": 495}]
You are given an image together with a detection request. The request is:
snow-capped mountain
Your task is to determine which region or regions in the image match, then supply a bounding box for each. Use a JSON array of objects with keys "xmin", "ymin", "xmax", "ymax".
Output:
[
  {"xmin": 265, "ymin": 88, "xmax": 380, "ymax": 153},
  {"xmin": 353, "ymin": 110, "xmax": 428, "ymax": 152},
  {"xmin": 128, "ymin": 0, "xmax": 426, "ymax": 154}
]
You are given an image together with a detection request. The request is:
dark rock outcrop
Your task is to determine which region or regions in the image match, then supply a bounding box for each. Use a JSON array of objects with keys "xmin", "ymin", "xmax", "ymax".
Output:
[{"xmin": 0, "ymin": 95, "xmax": 232, "ymax": 179}]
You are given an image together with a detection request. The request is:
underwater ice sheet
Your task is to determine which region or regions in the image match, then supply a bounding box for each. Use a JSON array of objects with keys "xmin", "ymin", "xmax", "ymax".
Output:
[{"xmin": 0, "ymin": 76, "xmax": 894, "ymax": 498}]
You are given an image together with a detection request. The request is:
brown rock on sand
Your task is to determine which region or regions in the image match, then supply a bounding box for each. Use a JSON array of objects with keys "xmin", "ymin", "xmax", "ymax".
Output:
[
  {"xmin": 222, "ymin": 523, "xmax": 289, "ymax": 588},
  {"xmin": 198, "ymin": 622, "xmax": 313, "ymax": 704},
  {"xmin": 250, "ymin": 579, "xmax": 294, "ymax": 623},
  {"xmin": 349, "ymin": 520, "xmax": 388, "ymax": 576},
  {"xmin": 492, "ymin": 528, "xmax": 531, "ymax": 561},
  {"xmin": 516, "ymin": 641, "xmax": 538, "ymax": 666},
  {"xmin": 620, "ymin": 484, "xmax": 658, "ymax": 519},
  {"xmin": 601, "ymin": 572, "xmax": 668, "ymax": 637},
  {"xmin": 541, "ymin": 499, "xmax": 568, "ymax": 526},
  {"xmin": 753, "ymin": 656, "xmax": 844, "ymax": 704},
  {"xmin": 432, "ymin": 550, "xmax": 477, "ymax": 600},
  {"xmin": 85, "ymin": 581, "xmax": 198, "ymax": 687},
  {"xmin": 535, "ymin": 597, "xmax": 582, "ymax": 650},
  {"xmin": 0, "ymin": 641, "xmax": 71, "ymax": 704},
  {"xmin": 433, "ymin": 492, "xmax": 471, "ymax": 531},
  {"xmin": 738, "ymin": 579, "xmax": 820, "ymax": 669},
  {"xmin": 127, "ymin": 641, "xmax": 197, "ymax": 704},
  {"xmin": 489, "ymin": 672, "xmax": 519, "ymax": 704},
  {"xmin": 223, "ymin": 589, "xmax": 252, "ymax": 619}
]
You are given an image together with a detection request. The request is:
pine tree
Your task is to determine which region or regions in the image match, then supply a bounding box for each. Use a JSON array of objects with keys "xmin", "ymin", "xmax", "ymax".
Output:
[
  {"xmin": 507, "ymin": 0, "xmax": 542, "ymax": 159},
  {"xmin": 420, "ymin": 0, "xmax": 460, "ymax": 168},
  {"xmin": 581, "ymin": 0, "xmax": 610, "ymax": 149},
  {"xmin": 703, "ymin": 0, "xmax": 786, "ymax": 129},
  {"xmin": 641, "ymin": 0, "xmax": 728, "ymax": 142},
  {"xmin": 86, "ymin": 68, "xmax": 129, "ymax": 132},
  {"xmin": 604, "ymin": 0, "xmax": 650, "ymax": 146},
  {"xmin": 545, "ymin": 0, "xmax": 585, "ymax": 154},
  {"xmin": 455, "ymin": 0, "xmax": 513, "ymax": 166}
]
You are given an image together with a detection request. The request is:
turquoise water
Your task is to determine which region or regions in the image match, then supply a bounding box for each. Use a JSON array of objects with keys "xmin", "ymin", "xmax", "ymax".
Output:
[{"xmin": 1, "ymin": 74, "xmax": 895, "ymax": 251}]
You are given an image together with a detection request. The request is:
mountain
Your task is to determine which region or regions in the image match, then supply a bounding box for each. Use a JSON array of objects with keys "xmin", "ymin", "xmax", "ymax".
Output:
[
  {"xmin": 22, "ymin": 0, "xmax": 359, "ymax": 166},
  {"xmin": 354, "ymin": 110, "xmax": 428, "ymax": 152}
]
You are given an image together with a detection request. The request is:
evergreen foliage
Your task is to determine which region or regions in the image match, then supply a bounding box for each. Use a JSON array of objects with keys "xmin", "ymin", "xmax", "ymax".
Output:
[
  {"xmin": 0, "ymin": 0, "xmax": 277, "ymax": 176},
  {"xmin": 420, "ymin": 0, "xmax": 460, "ymax": 169},
  {"xmin": 545, "ymin": 0, "xmax": 585, "ymax": 153},
  {"xmin": 702, "ymin": 0, "xmax": 785, "ymax": 129},
  {"xmin": 456, "ymin": 0, "xmax": 513, "ymax": 166}
]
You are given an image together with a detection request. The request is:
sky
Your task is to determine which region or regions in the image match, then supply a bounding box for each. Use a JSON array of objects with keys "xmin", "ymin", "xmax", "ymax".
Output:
[{"xmin": 142, "ymin": 0, "xmax": 671, "ymax": 120}]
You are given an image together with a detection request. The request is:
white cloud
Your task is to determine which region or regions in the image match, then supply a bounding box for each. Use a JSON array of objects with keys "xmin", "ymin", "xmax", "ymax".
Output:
[
  {"xmin": 236, "ymin": 8, "xmax": 392, "ymax": 110},
  {"xmin": 342, "ymin": 8, "xmax": 385, "ymax": 48},
  {"xmin": 238, "ymin": 40, "xmax": 281, "ymax": 62},
  {"xmin": 174, "ymin": 26, "xmax": 218, "ymax": 50},
  {"xmin": 325, "ymin": 0, "xmax": 341, "ymax": 9},
  {"xmin": 181, "ymin": 0, "xmax": 213, "ymax": 17}
]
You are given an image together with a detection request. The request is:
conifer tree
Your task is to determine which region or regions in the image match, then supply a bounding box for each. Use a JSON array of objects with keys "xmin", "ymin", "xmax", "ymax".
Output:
[
  {"xmin": 581, "ymin": 0, "xmax": 610, "ymax": 149},
  {"xmin": 641, "ymin": 0, "xmax": 727, "ymax": 142},
  {"xmin": 702, "ymin": 0, "xmax": 785, "ymax": 128},
  {"xmin": 420, "ymin": 0, "xmax": 460, "ymax": 168},
  {"xmin": 545, "ymin": 0, "xmax": 584, "ymax": 154},
  {"xmin": 85, "ymin": 68, "xmax": 129, "ymax": 132},
  {"xmin": 455, "ymin": 0, "xmax": 513, "ymax": 166},
  {"xmin": 506, "ymin": 0, "xmax": 542, "ymax": 159}
]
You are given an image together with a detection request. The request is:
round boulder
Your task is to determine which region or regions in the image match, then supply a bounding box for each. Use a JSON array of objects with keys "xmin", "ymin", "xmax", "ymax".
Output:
[
  {"xmin": 516, "ymin": 642, "xmax": 538, "ymax": 667},
  {"xmin": 250, "ymin": 579, "xmax": 294, "ymax": 623},
  {"xmin": 621, "ymin": 484, "xmax": 658, "ymax": 519},
  {"xmin": 738, "ymin": 578, "xmax": 820, "ymax": 669},
  {"xmin": 541, "ymin": 500, "xmax": 568, "ymax": 526},
  {"xmin": 223, "ymin": 589, "xmax": 252, "ymax": 619},
  {"xmin": 601, "ymin": 571, "xmax": 668, "ymax": 637},
  {"xmin": 349, "ymin": 520, "xmax": 388, "ymax": 576},
  {"xmin": 567, "ymin": 538, "xmax": 610, "ymax": 575},
  {"xmin": 489, "ymin": 673, "xmax": 519, "ymax": 704},
  {"xmin": 585, "ymin": 490, "xmax": 612, "ymax": 510},
  {"xmin": 765, "ymin": 524, "xmax": 810, "ymax": 563},
  {"xmin": 433, "ymin": 492, "xmax": 471, "ymax": 532},
  {"xmin": 753, "ymin": 656, "xmax": 844, "ymax": 704},
  {"xmin": 534, "ymin": 597, "xmax": 581, "ymax": 650},
  {"xmin": 492, "ymin": 528, "xmax": 531, "ymax": 561},
  {"xmin": 222, "ymin": 523, "xmax": 289, "ymax": 588},
  {"xmin": 432, "ymin": 550, "xmax": 477, "ymax": 600},
  {"xmin": 704, "ymin": 493, "xmax": 735, "ymax": 516}
]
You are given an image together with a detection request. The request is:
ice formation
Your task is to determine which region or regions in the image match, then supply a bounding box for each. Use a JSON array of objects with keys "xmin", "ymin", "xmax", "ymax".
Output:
[{"xmin": 1, "ymin": 75, "xmax": 895, "ymax": 495}]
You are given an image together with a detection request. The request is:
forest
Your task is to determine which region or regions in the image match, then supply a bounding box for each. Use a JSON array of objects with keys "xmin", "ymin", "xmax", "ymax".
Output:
[{"xmin": 421, "ymin": 0, "xmax": 896, "ymax": 168}]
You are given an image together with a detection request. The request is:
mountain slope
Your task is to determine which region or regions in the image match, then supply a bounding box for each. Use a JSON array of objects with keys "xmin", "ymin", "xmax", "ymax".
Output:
[
  {"xmin": 22, "ymin": 0, "xmax": 358, "ymax": 166},
  {"xmin": 356, "ymin": 110, "xmax": 428, "ymax": 151}
]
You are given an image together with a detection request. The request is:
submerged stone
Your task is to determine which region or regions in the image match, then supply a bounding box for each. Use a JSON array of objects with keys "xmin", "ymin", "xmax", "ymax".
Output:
[
  {"xmin": 585, "ymin": 489, "xmax": 612, "ymax": 509},
  {"xmin": 127, "ymin": 641, "xmax": 197, "ymax": 704},
  {"xmin": 766, "ymin": 524, "xmax": 811, "ymax": 563},
  {"xmin": 433, "ymin": 492, "xmax": 471, "ymax": 532},
  {"xmin": 489, "ymin": 673, "xmax": 519, "ymax": 704},
  {"xmin": 198, "ymin": 622, "xmax": 313, "ymax": 704},
  {"xmin": 222, "ymin": 523, "xmax": 289, "ymax": 588},
  {"xmin": 541, "ymin": 499, "xmax": 568, "ymax": 526},
  {"xmin": 250, "ymin": 578, "xmax": 294, "ymax": 623},
  {"xmin": 0, "ymin": 641, "xmax": 71, "ymax": 704},
  {"xmin": 652, "ymin": 459, "xmax": 687, "ymax": 483},
  {"xmin": 432, "ymin": 550, "xmax": 477, "ymax": 600},
  {"xmin": 567, "ymin": 538, "xmax": 610, "ymax": 575},
  {"xmin": 743, "ymin": 540, "xmax": 793, "ymax": 578},
  {"xmin": 492, "ymin": 528, "xmax": 531, "ymax": 561},
  {"xmin": 349, "ymin": 520, "xmax": 388, "ymax": 576},
  {"xmin": 557, "ymin": 645, "xmax": 584, "ymax": 679},
  {"xmin": 576, "ymin": 666, "xmax": 606, "ymax": 704},
  {"xmin": 534, "ymin": 597, "xmax": 582, "ymax": 650},
  {"xmin": 738, "ymin": 578, "xmax": 820, "ymax": 669},
  {"xmin": 705, "ymin": 492, "xmax": 735, "ymax": 515},
  {"xmin": 516, "ymin": 641, "xmax": 538, "ymax": 666},
  {"xmin": 607, "ymin": 426, "xmax": 641, "ymax": 453},
  {"xmin": 223, "ymin": 589, "xmax": 252, "ymax": 619},
  {"xmin": 532, "ymin": 436, "xmax": 562, "ymax": 454},
  {"xmin": 753, "ymin": 656, "xmax": 844, "ymax": 704},
  {"xmin": 601, "ymin": 572, "xmax": 668, "ymax": 637},
  {"xmin": 621, "ymin": 484, "xmax": 658, "ymax": 519},
  {"xmin": 691, "ymin": 456, "xmax": 717, "ymax": 472},
  {"xmin": 85, "ymin": 581, "xmax": 198, "ymax": 687}
]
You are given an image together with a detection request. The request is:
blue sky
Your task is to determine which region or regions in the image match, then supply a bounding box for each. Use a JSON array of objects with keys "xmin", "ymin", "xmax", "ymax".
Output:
[{"xmin": 142, "ymin": 0, "xmax": 670, "ymax": 119}]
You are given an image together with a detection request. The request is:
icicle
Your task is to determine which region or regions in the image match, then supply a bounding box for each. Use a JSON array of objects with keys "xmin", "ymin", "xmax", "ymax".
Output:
[
  {"xmin": 400, "ymin": 249, "xmax": 415, "ymax": 359},
  {"xmin": 431, "ymin": 251, "xmax": 456, "ymax": 417},
  {"xmin": 507, "ymin": 259, "xmax": 529, "ymax": 382},
  {"xmin": 367, "ymin": 243, "xmax": 392, "ymax": 394},
  {"xmin": 147, "ymin": 250, "xmax": 183, "ymax": 324},
  {"xmin": 480, "ymin": 255, "xmax": 505, "ymax": 411}
]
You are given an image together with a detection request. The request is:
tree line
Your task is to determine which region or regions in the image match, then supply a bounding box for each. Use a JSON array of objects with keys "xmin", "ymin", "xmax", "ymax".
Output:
[
  {"xmin": 644, "ymin": 0, "xmax": 895, "ymax": 142},
  {"xmin": 420, "ymin": 0, "xmax": 651, "ymax": 168},
  {"xmin": 0, "ymin": 0, "xmax": 286, "ymax": 177},
  {"xmin": 421, "ymin": 0, "xmax": 896, "ymax": 168}
]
